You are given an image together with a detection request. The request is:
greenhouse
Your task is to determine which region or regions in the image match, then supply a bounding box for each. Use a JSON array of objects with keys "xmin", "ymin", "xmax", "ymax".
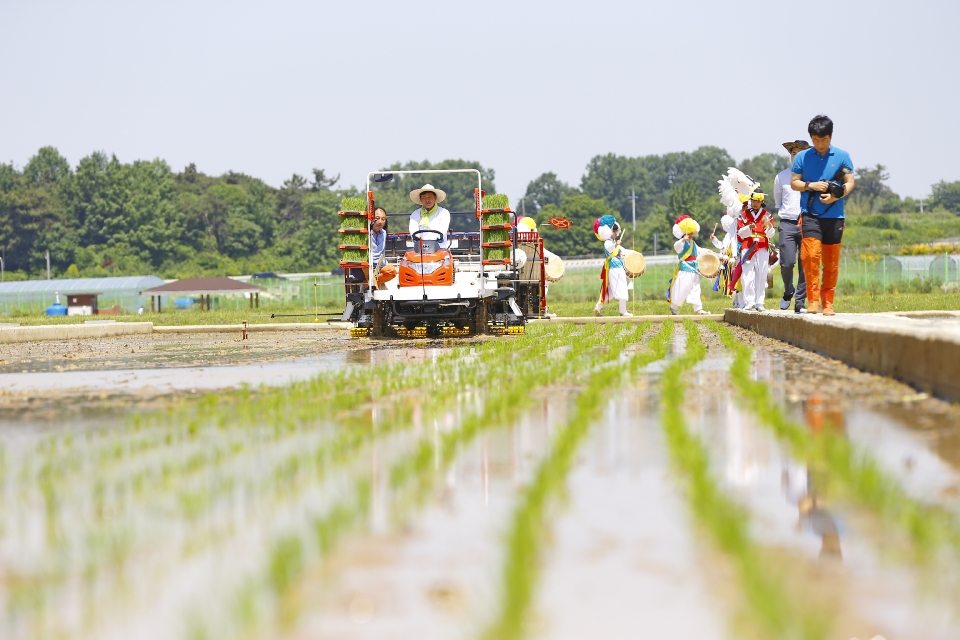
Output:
[
  {"xmin": 0, "ymin": 276, "xmax": 165, "ymax": 315},
  {"xmin": 873, "ymin": 254, "xmax": 960, "ymax": 282}
]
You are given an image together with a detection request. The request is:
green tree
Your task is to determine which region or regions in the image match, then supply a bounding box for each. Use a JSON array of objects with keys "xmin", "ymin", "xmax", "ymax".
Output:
[
  {"xmin": 0, "ymin": 151, "xmax": 76, "ymax": 274},
  {"xmin": 24, "ymin": 146, "xmax": 73, "ymax": 186},
  {"xmin": 930, "ymin": 180, "xmax": 960, "ymax": 214},
  {"xmin": 536, "ymin": 194, "xmax": 620, "ymax": 257},
  {"xmin": 519, "ymin": 172, "xmax": 578, "ymax": 216},
  {"xmin": 581, "ymin": 146, "xmax": 736, "ymax": 221},
  {"xmin": 853, "ymin": 164, "xmax": 893, "ymax": 214},
  {"xmin": 66, "ymin": 152, "xmax": 127, "ymax": 247},
  {"xmin": 738, "ymin": 153, "xmax": 789, "ymax": 194}
]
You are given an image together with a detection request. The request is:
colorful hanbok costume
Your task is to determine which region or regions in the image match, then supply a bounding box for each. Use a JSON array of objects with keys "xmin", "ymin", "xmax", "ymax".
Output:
[
  {"xmin": 736, "ymin": 196, "xmax": 776, "ymax": 311},
  {"xmin": 667, "ymin": 215, "xmax": 709, "ymax": 315},
  {"xmin": 717, "ymin": 168, "xmax": 767, "ymax": 310},
  {"xmin": 711, "ymin": 212, "xmax": 739, "ymax": 301},
  {"xmin": 593, "ymin": 215, "xmax": 632, "ymax": 317}
]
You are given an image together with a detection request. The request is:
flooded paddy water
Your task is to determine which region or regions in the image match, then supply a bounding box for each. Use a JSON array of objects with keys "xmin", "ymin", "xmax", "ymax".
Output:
[{"xmin": 2, "ymin": 322, "xmax": 960, "ymax": 639}]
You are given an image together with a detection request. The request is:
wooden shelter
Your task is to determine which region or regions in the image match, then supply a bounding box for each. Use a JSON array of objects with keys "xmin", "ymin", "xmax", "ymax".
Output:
[
  {"xmin": 140, "ymin": 277, "xmax": 265, "ymax": 312},
  {"xmin": 65, "ymin": 293, "xmax": 100, "ymax": 316}
]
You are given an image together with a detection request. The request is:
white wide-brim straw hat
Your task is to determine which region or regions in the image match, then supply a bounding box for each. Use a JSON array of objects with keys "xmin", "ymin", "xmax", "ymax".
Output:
[{"xmin": 409, "ymin": 184, "xmax": 447, "ymax": 205}]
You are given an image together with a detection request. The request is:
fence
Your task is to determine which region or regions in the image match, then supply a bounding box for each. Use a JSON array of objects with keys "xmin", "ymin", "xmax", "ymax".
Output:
[
  {"xmin": 208, "ymin": 275, "xmax": 347, "ymax": 310},
  {"xmin": 546, "ymin": 252, "xmax": 960, "ymax": 303},
  {"xmin": 0, "ymin": 276, "xmax": 348, "ymax": 316},
  {"xmin": 547, "ymin": 262, "xmax": 723, "ymax": 303},
  {"xmin": 844, "ymin": 254, "xmax": 958, "ymax": 293},
  {"xmin": 4, "ymin": 253, "xmax": 956, "ymax": 317}
]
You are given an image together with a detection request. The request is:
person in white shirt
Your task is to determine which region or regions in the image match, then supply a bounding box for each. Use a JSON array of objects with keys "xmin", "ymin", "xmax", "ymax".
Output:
[
  {"xmin": 774, "ymin": 140, "xmax": 810, "ymax": 313},
  {"xmin": 408, "ymin": 184, "xmax": 451, "ymax": 249}
]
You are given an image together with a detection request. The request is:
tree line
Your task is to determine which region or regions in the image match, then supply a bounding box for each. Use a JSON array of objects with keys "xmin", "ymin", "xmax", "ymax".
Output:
[
  {"xmin": 525, "ymin": 148, "xmax": 960, "ymax": 257},
  {"xmin": 1, "ymin": 146, "xmax": 958, "ymax": 279}
]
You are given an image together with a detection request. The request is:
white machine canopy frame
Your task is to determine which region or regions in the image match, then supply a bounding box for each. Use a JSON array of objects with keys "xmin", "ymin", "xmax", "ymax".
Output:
[
  {"xmin": 364, "ymin": 168, "xmax": 491, "ymax": 294},
  {"xmin": 366, "ymin": 168, "xmax": 481, "ymax": 194}
]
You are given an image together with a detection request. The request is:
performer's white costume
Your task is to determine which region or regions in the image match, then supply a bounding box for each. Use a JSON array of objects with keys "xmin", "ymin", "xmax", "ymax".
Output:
[
  {"xmin": 669, "ymin": 215, "xmax": 708, "ymax": 315},
  {"xmin": 593, "ymin": 215, "xmax": 632, "ymax": 316}
]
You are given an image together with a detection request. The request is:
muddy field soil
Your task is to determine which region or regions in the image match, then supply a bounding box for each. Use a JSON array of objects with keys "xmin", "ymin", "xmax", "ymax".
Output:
[
  {"xmin": 0, "ymin": 332, "xmax": 487, "ymax": 413},
  {"xmin": 0, "ymin": 331, "xmax": 358, "ymax": 373}
]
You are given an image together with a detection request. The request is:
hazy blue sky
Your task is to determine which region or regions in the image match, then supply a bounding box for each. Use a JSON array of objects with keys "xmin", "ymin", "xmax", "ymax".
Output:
[{"xmin": 2, "ymin": 1, "xmax": 958, "ymax": 204}]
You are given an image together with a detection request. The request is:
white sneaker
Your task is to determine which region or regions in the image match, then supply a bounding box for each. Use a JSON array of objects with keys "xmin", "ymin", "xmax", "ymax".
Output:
[
  {"xmin": 780, "ymin": 298, "xmax": 791, "ymax": 310},
  {"xmin": 696, "ymin": 309, "xmax": 711, "ymax": 315},
  {"xmin": 755, "ymin": 306, "xmax": 766, "ymax": 312},
  {"xmin": 670, "ymin": 307, "xmax": 679, "ymax": 316},
  {"xmin": 621, "ymin": 312, "xmax": 634, "ymax": 317}
]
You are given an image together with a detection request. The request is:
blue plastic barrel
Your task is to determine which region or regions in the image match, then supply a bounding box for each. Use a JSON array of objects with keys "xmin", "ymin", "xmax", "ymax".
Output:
[
  {"xmin": 46, "ymin": 303, "xmax": 67, "ymax": 316},
  {"xmin": 174, "ymin": 297, "xmax": 194, "ymax": 310}
]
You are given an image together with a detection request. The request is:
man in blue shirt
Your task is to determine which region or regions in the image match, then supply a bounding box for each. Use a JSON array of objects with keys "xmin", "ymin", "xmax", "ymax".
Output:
[
  {"xmin": 362, "ymin": 207, "xmax": 396, "ymax": 287},
  {"xmin": 791, "ymin": 115, "xmax": 855, "ymax": 316}
]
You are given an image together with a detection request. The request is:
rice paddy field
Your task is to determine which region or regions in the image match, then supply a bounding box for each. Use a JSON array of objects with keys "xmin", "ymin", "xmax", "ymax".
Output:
[{"xmin": 3, "ymin": 322, "xmax": 960, "ymax": 639}]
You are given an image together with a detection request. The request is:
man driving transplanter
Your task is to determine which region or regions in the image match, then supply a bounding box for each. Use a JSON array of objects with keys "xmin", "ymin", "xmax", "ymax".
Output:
[{"xmin": 408, "ymin": 184, "xmax": 451, "ymax": 249}]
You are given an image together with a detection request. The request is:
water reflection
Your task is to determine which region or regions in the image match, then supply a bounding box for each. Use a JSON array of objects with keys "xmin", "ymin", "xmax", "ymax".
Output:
[
  {"xmin": 800, "ymin": 391, "xmax": 845, "ymax": 560},
  {"xmin": 690, "ymin": 358, "xmax": 848, "ymax": 562}
]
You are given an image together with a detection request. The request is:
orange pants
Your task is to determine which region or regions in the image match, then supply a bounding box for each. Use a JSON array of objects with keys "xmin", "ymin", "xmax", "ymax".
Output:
[
  {"xmin": 801, "ymin": 239, "xmax": 841, "ymax": 312},
  {"xmin": 362, "ymin": 263, "xmax": 396, "ymax": 287}
]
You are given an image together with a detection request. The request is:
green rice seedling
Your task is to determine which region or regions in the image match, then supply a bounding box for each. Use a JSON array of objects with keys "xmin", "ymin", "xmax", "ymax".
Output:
[
  {"xmin": 9, "ymin": 325, "xmax": 610, "ymax": 640},
  {"xmin": 709, "ymin": 321, "xmax": 960, "ymax": 558},
  {"xmin": 338, "ymin": 215, "xmax": 368, "ymax": 230},
  {"xmin": 340, "ymin": 196, "xmax": 367, "ymax": 212},
  {"xmin": 482, "ymin": 322, "xmax": 671, "ymax": 640},
  {"xmin": 217, "ymin": 327, "xmax": 588, "ymax": 636},
  {"xmin": 340, "ymin": 249, "xmax": 368, "ymax": 263},
  {"xmin": 484, "ymin": 229, "xmax": 510, "ymax": 244},
  {"xmin": 339, "ymin": 231, "xmax": 368, "ymax": 246},
  {"xmin": 5, "ymin": 348, "xmax": 502, "ymax": 628},
  {"xmin": 483, "ymin": 211, "xmax": 510, "ymax": 225},
  {"xmin": 483, "ymin": 247, "xmax": 509, "ymax": 261},
  {"xmin": 660, "ymin": 321, "xmax": 832, "ymax": 640},
  {"xmin": 482, "ymin": 194, "xmax": 510, "ymax": 210}
]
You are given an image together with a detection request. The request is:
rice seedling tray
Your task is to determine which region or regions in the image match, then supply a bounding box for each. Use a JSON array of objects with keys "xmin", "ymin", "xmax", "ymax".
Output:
[
  {"xmin": 338, "ymin": 210, "xmax": 368, "ymax": 217},
  {"xmin": 338, "ymin": 244, "xmax": 369, "ymax": 250},
  {"xmin": 482, "ymin": 258, "xmax": 511, "ymax": 266},
  {"xmin": 480, "ymin": 208, "xmax": 513, "ymax": 214},
  {"xmin": 339, "ymin": 260, "xmax": 367, "ymax": 268},
  {"xmin": 481, "ymin": 241, "xmax": 512, "ymax": 249},
  {"xmin": 340, "ymin": 196, "xmax": 368, "ymax": 212},
  {"xmin": 481, "ymin": 224, "xmax": 512, "ymax": 231}
]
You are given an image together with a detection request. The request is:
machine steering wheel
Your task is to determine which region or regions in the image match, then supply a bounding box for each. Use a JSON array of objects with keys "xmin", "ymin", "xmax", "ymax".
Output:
[{"xmin": 411, "ymin": 229, "xmax": 444, "ymax": 242}]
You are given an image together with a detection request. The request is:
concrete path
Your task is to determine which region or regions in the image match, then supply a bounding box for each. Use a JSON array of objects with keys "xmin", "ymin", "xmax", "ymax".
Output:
[
  {"xmin": 0, "ymin": 322, "xmax": 153, "ymax": 344},
  {"xmin": 0, "ymin": 321, "xmax": 350, "ymax": 344},
  {"xmin": 725, "ymin": 308, "xmax": 960, "ymax": 401}
]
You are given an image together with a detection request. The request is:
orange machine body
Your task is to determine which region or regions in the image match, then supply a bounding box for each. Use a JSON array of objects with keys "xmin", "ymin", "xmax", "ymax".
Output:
[{"xmin": 398, "ymin": 247, "xmax": 454, "ymax": 287}]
